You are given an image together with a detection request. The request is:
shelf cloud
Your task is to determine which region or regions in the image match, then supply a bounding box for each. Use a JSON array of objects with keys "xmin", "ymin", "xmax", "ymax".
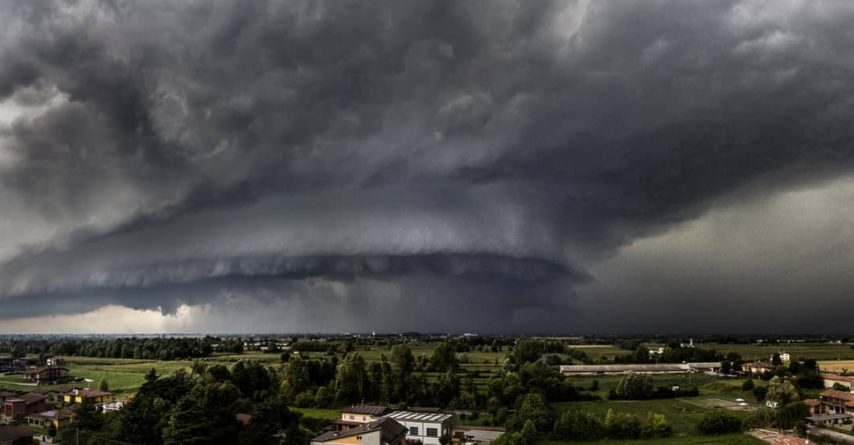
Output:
[{"xmin": 1, "ymin": 0, "xmax": 854, "ymax": 332}]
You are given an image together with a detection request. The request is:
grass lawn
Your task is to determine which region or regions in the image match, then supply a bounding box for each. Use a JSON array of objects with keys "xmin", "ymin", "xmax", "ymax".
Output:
[
  {"xmin": 702, "ymin": 343, "xmax": 854, "ymax": 361},
  {"xmin": 540, "ymin": 433, "xmax": 764, "ymax": 445},
  {"xmin": 290, "ymin": 407, "xmax": 342, "ymax": 420}
]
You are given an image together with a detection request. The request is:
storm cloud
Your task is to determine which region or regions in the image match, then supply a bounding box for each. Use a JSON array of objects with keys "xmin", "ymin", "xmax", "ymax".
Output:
[{"xmin": 1, "ymin": 0, "xmax": 854, "ymax": 333}]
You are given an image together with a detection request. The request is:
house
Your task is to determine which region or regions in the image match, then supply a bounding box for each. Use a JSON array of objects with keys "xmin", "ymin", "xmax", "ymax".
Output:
[
  {"xmin": 778, "ymin": 353, "xmax": 791, "ymax": 363},
  {"xmin": 334, "ymin": 405, "xmax": 393, "ymax": 431},
  {"xmin": 803, "ymin": 399, "xmax": 821, "ymax": 415},
  {"xmin": 24, "ymin": 367, "xmax": 71, "ymax": 385},
  {"xmin": 101, "ymin": 398, "xmax": 128, "ymax": 412},
  {"xmin": 45, "ymin": 357, "xmax": 65, "ymax": 367},
  {"xmin": 63, "ymin": 388, "xmax": 113, "ymax": 405},
  {"xmin": 384, "ymin": 411, "xmax": 455, "ymax": 445},
  {"xmin": 819, "ymin": 389, "xmax": 854, "ymax": 415},
  {"xmin": 0, "ymin": 392, "xmax": 17, "ymax": 405},
  {"xmin": 25, "ymin": 409, "xmax": 74, "ymax": 430},
  {"xmin": 0, "ymin": 425, "xmax": 34, "ymax": 445},
  {"xmin": 312, "ymin": 417, "xmax": 407, "ymax": 445},
  {"xmin": 821, "ymin": 373, "xmax": 854, "ymax": 390},
  {"xmin": 559, "ymin": 363, "xmax": 721, "ymax": 376},
  {"xmin": 743, "ymin": 362, "xmax": 774, "ymax": 374},
  {"xmin": 2, "ymin": 393, "xmax": 50, "ymax": 422}
]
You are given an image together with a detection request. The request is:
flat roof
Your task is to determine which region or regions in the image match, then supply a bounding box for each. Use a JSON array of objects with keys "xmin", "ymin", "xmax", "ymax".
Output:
[{"xmin": 385, "ymin": 411, "xmax": 454, "ymax": 423}]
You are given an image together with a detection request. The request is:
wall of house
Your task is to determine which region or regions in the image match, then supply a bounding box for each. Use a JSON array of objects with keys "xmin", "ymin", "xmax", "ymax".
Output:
[
  {"xmin": 394, "ymin": 420, "xmax": 450, "ymax": 445},
  {"xmin": 341, "ymin": 413, "xmax": 377, "ymax": 423}
]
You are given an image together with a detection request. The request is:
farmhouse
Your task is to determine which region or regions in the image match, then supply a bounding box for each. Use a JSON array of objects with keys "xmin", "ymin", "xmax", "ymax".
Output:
[
  {"xmin": 24, "ymin": 366, "xmax": 71, "ymax": 385},
  {"xmin": 819, "ymin": 389, "xmax": 854, "ymax": 415},
  {"xmin": 559, "ymin": 362, "xmax": 721, "ymax": 376},
  {"xmin": 384, "ymin": 411, "xmax": 455, "ymax": 445},
  {"xmin": 2, "ymin": 393, "xmax": 50, "ymax": 422},
  {"xmin": 63, "ymin": 388, "xmax": 113, "ymax": 405},
  {"xmin": 0, "ymin": 425, "xmax": 34, "ymax": 445},
  {"xmin": 742, "ymin": 361, "xmax": 774, "ymax": 374},
  {"xmin": 312, "ymin": 417, "xmax": 407, "ymax": 445},
  {"xmin": 821, "ymin": 373, "xmax": 854, "ymax": 390},
  {"xmin": 334, "ymin": 405, "xmax": 393, "ymax": 431}
]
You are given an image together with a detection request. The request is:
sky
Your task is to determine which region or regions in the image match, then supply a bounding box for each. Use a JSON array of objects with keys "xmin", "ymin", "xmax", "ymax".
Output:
[{"xmin": 1, "ymin": 0, "xmax": 854, "ymax": 334}]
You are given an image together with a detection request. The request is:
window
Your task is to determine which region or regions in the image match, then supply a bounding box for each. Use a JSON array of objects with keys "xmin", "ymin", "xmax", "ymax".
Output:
[
  {"xmin": 409, "ymin": 427, "xmax": 419, "ymax": 436},
  {"xmin": 349, "ymin": 415, "xmax": 354, "ymax": 420},
  {"xmin": 426, "ymin": 428, "xmax": 438, "ymax": 437},
  {"xmin": 362, "ymin": 416, "xmax": 367, "ymax": 421}
]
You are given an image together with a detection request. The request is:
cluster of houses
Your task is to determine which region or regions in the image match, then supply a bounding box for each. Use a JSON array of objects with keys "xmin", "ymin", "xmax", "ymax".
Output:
[
  {"xmin": 0, "ymin": 387, "xmax": 119, "ymax": 443},
  {"xmin": 311, "ymin": 405, "xmax": 503, "ymax": 445}
]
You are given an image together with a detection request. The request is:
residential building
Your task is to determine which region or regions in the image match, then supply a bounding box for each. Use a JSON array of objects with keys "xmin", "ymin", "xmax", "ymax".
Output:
[
  {"xmin": 101, "ymin": 399, "xmax": 128, "ymax": 412},
  {"xmin": 2, "ymin": 393, "xmax": 50, "ymax": 422},
  {"xmin": 819, "ymin": 389, "xmax": 854, "ymax": 415},
  {"xmin": 0, "ymin": 425, "xmax": 34, "ymax": 445},
  {"xmin": 63, "ymin": 389, "xmax": 113, "ymax": 405},
  {"xmin": 312, "ymin": 417, "xmax": 407, "ymax": 445},
  {"xmin": 0, "ymin": 392, "xmax": 16, "ymax": 405},
  {"xmin": 23, "ymin": 367, "xmax": 71, "ymax": 385},
  {"xmin": 743, "ymin": 362, "xmax": 774, "ymax": 374},
  {"xmin": 25, "ymin": 409, "xmax": 74, "ymax": 430},
  {"xmin": 334, "ymin": 405, "xmax": 393, "ymax": 431},
  {"xmin": 559, "ymin": 362, "xmax": 721, "ymax": 376},
  {"xmin": 821, "ymin": 373, "xmax": 854, "ymax": 390},
  {"xmin": 383, "ymin": 411, "xmax": 455, "ymax": 445}
]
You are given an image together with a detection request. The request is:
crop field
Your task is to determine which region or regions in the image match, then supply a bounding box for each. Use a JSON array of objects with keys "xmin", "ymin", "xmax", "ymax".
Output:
[{"xmin": 817, "ymin": 360, "xmax": 854, "ymax": 373}]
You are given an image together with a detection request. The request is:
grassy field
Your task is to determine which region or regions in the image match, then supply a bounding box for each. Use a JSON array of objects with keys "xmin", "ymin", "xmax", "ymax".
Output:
[{"xmin": 290, "ymin": 407, "xmax": 342, "ymax": 420}]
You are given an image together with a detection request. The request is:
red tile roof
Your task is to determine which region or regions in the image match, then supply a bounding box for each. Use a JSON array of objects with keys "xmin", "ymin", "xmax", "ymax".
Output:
[{"xmin": 820, "ymin": 389, "xmax": 854, "ymax": 401}]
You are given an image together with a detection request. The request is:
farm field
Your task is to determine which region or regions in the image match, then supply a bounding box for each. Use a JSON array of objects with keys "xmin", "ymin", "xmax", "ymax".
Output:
[{"xmin": 817, "ymin": 360, "xmax": 854, "ymax": 373}]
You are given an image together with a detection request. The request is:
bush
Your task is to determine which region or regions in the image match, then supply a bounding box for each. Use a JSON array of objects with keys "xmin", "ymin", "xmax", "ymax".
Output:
[
  {"xmin": 753, "ymin": 385, "xmax": 768, "ymax": 401},
  {"xmin": 604, "ymin": 409, "xmax": 642, "ymax": 439},
  {"xmin": 613, "ymin": 373, "xmax": 653, "ymax": 400},
  {"xmin": 742, "ymin": 379, "xmax": 755, "ymax": 391},
  {"xmin": 698, "ymin": 410, "xmax": 743, "ymax": 435},
  {"xmin": 643, "ymin": 412, "xmax": 672, "ymax": 438},
  {"xmin": 552, "ymin": 410, "xmax": 604, "ymax": 441}
]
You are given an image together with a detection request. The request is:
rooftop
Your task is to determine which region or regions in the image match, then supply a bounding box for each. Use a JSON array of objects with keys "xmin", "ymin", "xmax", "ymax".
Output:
[
  {"xmin": 313, "ymin": 417, "xmax": 406, "ymax": 444},
  {"xmin": 343, "ymin": 404, "xmax": 392, "ymax": 416},
  {"xmin": 385, "ymin": 410, "xmax": 455, "ymax": 423},
  {"xmin": 820, "ymin": 389, "xmax": 854, "ymax": 401},
  {"xmin": 0, "ymin": 425, "xmax": 34, "ymax": 441}
]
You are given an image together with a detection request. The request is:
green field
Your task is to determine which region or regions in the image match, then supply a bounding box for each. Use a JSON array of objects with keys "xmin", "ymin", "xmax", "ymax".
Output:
[{"xmin": 290, "ymin": 407, "xmax": 342, "ymax": 420}]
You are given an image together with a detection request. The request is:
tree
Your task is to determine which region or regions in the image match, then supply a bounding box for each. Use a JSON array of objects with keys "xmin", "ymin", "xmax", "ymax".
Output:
[
  {"xmin": 518, "ymin": 393, "xmax": 554, "ymax": 432},
  {"xmin": 552, "ymin": 410, "xmax": 604, "ymax": 441},
  {"xmin": 643, "ymin": 412, "xmax": 671, "ymax": 438},
  {"xmin": 742, "ymin": 378, "xmax": 754, "ymax": 391},
  {"xmin": 99, "ymin": 377, "xmax": 110, "ymax": 392},
  {"xmin": 771, "ymin": 353, "xmax": 783, "ymax": 367},
  {"xmin": 766, "ymin": 376, "xmax": 799, "ymax": 406},
  {"xmin": 698, "ymin": 410, "xmax": 742, "ymax": 435},
  {"xmin": 75, "ymin": 398, "xmax": 104, "ymax": 431},
  {"xmin": 604, "ymin": 409, "xmax": 641, "ymax": 439},
  {"xmin": 613, "ymin": 373, "xmax": 653, "ymax": 400},
  {"xmin": 753, "ymin": 385, "xmax": 768, "ymax": 401},
  {"xmin": 519, "ymin": 420, "xmax": 538, "ymax": 445}
]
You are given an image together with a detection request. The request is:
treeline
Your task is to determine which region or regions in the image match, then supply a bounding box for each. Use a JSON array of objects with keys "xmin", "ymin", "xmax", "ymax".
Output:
[
  {"xmin": 1, "ymin": 337, "xmax": 218, "ymax": 360},
  {"xmin": 61, "ymin": 362, "xmax": 309, "ymax": 445},
  {"xmin": 282, "ymin": 341, "xmax": 595, "ymax": 413}
]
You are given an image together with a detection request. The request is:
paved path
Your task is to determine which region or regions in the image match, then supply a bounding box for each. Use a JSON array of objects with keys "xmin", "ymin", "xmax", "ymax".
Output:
[{"xmin": 810, "ymin": 427, "xmax": 854, "ymax": 444}]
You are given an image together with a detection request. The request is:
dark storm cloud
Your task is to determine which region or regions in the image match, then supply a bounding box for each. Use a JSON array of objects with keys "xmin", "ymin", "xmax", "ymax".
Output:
[{"xmin": 1, "ymin": 0, "xmax": 854, "ymax": 332}]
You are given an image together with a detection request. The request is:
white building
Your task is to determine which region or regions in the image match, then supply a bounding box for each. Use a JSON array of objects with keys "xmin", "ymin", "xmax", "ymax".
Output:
[{"xmin": 383, "ymin": 411, "xmax": 455, "ymax": 445}]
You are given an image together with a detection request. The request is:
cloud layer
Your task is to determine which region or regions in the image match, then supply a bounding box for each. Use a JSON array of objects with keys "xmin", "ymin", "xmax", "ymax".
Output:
[{"xmin": 1, "ymin": 0, "xmax": 854, "ymax": 332}]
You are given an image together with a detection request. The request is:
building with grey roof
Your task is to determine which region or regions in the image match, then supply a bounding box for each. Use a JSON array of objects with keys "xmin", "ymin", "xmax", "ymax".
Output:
[{"xmin": 383, "ymin": 411, "xmax": 455, "ymax": 445}]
